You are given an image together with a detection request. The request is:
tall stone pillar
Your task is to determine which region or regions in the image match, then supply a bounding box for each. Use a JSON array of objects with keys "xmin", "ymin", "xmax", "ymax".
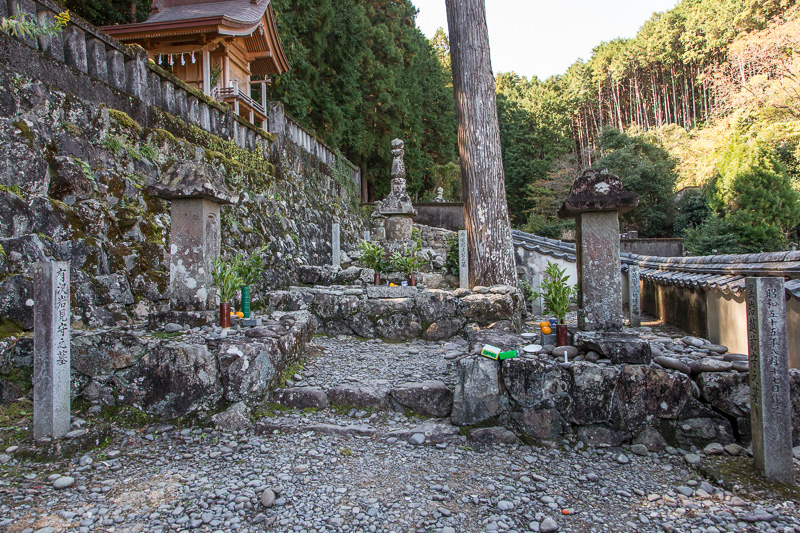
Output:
[
  {"xmin": 33, "ymin": 262, "xmax": 71, "ymax": 440},
  {"xmin": 558, "ymin": 169, "xmax": 639, "ymax": 331},
  {"xmin": 746, "ymin": 277, "xmax": 794, "ymax": 485},
  {"xmin": 149, "ymin": 162, "xmax": 238, "ymax": 311}
]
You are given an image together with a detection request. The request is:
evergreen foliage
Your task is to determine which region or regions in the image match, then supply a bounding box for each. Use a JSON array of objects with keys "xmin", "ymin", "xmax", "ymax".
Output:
[
  {"xmin": 62, "ymin": 0, "xmax": 150, "ymax": 26},
  {"xmin": 707, "ymin": 137, "xmax": 800, "ymax": 251},
  {"xmin": 594, "ymin": 128, "xmax": 678, "ymax": 237},
  {"xmin": 496, "ymin": 73, "xmax": 572, "ymax": 225},
  {"xmin": 269, "ymin": 0, "xmax": 457, "ymax": 199}
]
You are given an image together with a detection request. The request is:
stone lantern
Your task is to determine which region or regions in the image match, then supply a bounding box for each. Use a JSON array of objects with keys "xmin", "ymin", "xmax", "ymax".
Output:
[
  {"xmin": 558, "ymin": 168, "xmax": 638, "ymax": 332},
  {"xmin": 149, "ymin": 161, "xmax": 238, "ymax": 311}
]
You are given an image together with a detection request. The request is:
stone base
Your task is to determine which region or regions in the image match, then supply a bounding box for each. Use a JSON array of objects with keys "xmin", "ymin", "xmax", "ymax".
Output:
[
  {"xmin": 241, "ymin": 318, "xmax": 263, "ymax": 327},
  {"xmin": 384, "ymin": 214, "xmax": 414, "ymax": 241},
  {"xmin": 148, "ymin": 310, "xmax": 217, "ymax": 330},
  {"xmin": 272, "ymin": 285, "xmax": 525, "ymax": 341},
  {"xmin": 573, "ymin": 331, "xmax": 652, "ymax": 365}
]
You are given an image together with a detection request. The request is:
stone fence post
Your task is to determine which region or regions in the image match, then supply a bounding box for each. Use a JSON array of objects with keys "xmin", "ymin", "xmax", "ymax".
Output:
[{"xmin": 268, "ymin": 102, "xmax": 287, "ymax": 137}]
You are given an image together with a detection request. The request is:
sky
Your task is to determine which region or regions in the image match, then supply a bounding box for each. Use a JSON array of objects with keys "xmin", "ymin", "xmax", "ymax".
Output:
[{"xmin": 412, "ymin": 0, "xmax": 680, "ymax": 80}]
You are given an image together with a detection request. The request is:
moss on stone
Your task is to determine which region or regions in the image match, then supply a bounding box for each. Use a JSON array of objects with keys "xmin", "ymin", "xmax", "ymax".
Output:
[
  {"xmin": 0, "ymin": 364, "xmax": 31, "ymax": 392},
  {"xmin": 146, "ymin": 128, "xmax": 177, "ymax": 145},
  {"xmin": 11, "ymin": 119, "xmax": 34, "ymax": 147},
  {"xmin": 697, "ymin": 456, "xmax": 800, "ymax": 501},
  {"xmin": 0, "ymin": 184, "xmax": 24, "ymax": 198},
  {"xmin": 108, "ymin": 109, "xmax": 143, "ymax": 137}
]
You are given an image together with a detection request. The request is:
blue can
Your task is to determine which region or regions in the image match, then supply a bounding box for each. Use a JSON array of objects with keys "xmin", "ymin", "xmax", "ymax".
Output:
[{"xmin": 549, "ymin": 319, "xmax": 557, "ymax": 328}]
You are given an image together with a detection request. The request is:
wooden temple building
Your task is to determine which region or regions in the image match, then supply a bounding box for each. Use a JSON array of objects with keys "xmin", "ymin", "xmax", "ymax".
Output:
[{"xmin": 102, "ymin": 0, "xmax": 290, "ymax": 126}]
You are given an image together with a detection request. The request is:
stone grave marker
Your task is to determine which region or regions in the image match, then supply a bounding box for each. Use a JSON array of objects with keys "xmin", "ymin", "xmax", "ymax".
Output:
[
  {"xmin": 332, "ymin": 223, "xmax": 341, "ymax": 267},
  {"xmin": 745, "ymin": 277, "xmax": 794, "ymax": 485},
  {"xmin": 33, "ymin": 262, "xmax": 71, "ymax": 440},
  {"xmin": 148, "ymin": 162, "xmax": 237, "ymax": 311},
  {"xmin": 363, "ymin": 230, "xmax": 371, "ymax": 242},
  {"xmin": 558, "ymin": 168, "xmax": 639, "ymax": 331},
  {"xmin": 531, "ymin": 273, "xmax": 543, "ymax": 315},
  {"xmin": 628, "ymin": 264, "xmax": 641, "ymax": 327},
  {"xmin": 458, "ymin": 230, "xmax": 468, "ymax": 289}
]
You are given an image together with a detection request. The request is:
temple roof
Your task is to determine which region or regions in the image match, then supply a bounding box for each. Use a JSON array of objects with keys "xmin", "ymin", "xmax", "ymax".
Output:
[{"xmin": 101, "ymin": 0, "xmax": 289, "ymax": 76}]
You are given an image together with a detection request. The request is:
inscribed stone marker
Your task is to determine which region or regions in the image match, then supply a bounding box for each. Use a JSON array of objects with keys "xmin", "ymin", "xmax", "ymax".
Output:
[
  {"xmin": 745, "ymin": 277, "xmax": 794, "ymax": 485},
  {"xmin": 363, "ymin": 230, "xmax": 371, "ymax": 242},
  {"xmin": 332, "ymin": 223, "xmax": 341, "ymax": 267},
  {"xmin": 33, "ymin": 262, "xmax": 71, "ymax": 440},
  {"xmin": 531, "ymin": 273, "xmax": 543, "ymax": 315},
  {"xmin": 458, "ymin": 230, "xmax": 468, "ymax": 289},
  {"xmin": 628, "ymin": 264, "xmax": 641, "ymax": 328}
]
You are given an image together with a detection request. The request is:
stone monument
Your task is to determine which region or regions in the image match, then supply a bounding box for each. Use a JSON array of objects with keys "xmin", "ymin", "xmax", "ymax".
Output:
[
  {"xmin": 458, "ymin": 229, "xmax": 469, "ymax": 289},
  {"xmin": 745, "ymin": 277, "xmax": 794, "ymax": 485},
  {"xmin": 378, "ymin": 139, "xmax": 417, "ymax": 241},
  {"xmin": 558, "ymin": 168, "xmax": 639, "ymax": 331},
  {"xmin": 332, "ymin": 223, "xmax": 341, "ymax": 267},
  {"xmin": 628, "ymin": 263, "xmax": 641, "ymax": 328},
  {"xmin": 149, "ymin": 161, "xmax": 237, "ymax": 311},
  {"xmin": 434, "ymin": 187, "xmax": 445, "ymax": 202},
  {"xmin": 33, "ymin": 262, "xmax": 71, "ymax": 440}
]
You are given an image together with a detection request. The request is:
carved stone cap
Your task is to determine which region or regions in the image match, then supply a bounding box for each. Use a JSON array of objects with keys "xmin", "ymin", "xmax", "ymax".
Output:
[
  {"xmin": 558, "ymin": 168, "xmax": 639, "ymax": 219},
  {"xmin": 148, "ymin": 161, "xmax": 238, "ymax": 204}
]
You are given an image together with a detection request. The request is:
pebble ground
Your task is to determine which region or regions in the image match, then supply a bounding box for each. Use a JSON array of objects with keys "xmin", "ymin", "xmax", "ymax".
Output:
[{"xmin": 2, "ymin": 319, "xmax": 799, "ymax": 533}]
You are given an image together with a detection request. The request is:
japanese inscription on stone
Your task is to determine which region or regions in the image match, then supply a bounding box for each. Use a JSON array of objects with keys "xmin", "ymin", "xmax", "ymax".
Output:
[
  {"xmin": 458, "ymin": 230, "xmax": 468, "ymax": 289},
  {"xmin": 332, "ymin": 223, "xmax": 341, "ymax": 267},
  {"xmin": 745, "ymin": 277, "xmax": 794, "ymax": 485},
  {"xmin": 33, "ymin": 262, "xmax": 71, "ymax": 440},
  {"xmin": 628, "ymin": 264, "xmax": 641, "ymax": 328}
]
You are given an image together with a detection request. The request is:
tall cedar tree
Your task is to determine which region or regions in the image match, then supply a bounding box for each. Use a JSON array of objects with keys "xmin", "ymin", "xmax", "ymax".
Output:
[
  {"xmin": 269, "ymin": 0, "xmax": 456, "ymax": 200},
  {"xmin": 445, "ymin": 0, "xmax": 517, "ymax": 287}
]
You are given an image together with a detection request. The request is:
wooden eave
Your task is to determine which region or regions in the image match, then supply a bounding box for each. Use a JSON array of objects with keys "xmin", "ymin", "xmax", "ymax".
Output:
[{"xmin": 101, "ymin": 5, "xmax": 288, "ymax": 75}]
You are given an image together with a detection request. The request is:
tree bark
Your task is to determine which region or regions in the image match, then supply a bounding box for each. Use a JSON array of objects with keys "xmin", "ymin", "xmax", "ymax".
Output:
[{"xmin": 445, "ymin": 0, "xmax": 516, "ymax": 288}]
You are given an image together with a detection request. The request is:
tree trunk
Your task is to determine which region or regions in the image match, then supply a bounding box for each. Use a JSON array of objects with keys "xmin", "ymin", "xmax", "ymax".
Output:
[{"xmin": 445, "ymin": 0, "xmax": 516, "ymax": 288}]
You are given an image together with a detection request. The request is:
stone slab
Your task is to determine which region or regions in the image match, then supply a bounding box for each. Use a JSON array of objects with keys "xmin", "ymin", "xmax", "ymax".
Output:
[
  {"xmin": 628, "ymin": 264, "xmax": 641, "ymax": 328},
  {"xmin": 33, "ymin": 262, "xmax": 71, "ymax": 440},
  {"xmin": 745, "ymin": 277, "xmax": 794, "ymax": 485},
  {"xmin": 332, "ymin": 223, "xmax": 340, "ymax": 267},
  {"xmin": 573, "ymin": 331, "xmax": 652, "ymax": 365},
  {"xmin": 576, "ymin": 211, "xmax": 623, "ymax": 331},
  {"xmin": 458, "ymin": 230, "xmax": 468, "ymax": 289}
]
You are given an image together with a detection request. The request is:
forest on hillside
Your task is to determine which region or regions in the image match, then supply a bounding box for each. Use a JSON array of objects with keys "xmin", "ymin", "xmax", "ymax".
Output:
[
  {"xmin": 66, "ymin": 0, "xmax": 799, "ymax": 254},
  {"xmin": 496, "ymin": 0, "xmax": 800, "ymax": 254}
]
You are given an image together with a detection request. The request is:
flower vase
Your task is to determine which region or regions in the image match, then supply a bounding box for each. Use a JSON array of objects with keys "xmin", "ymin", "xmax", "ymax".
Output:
[
  {"xmin": 408, "ymin": 272, "xmax": 416, "ymax": 286},
  {"xmin": 241, "ymin": 286, "xmax": 251, "ymax": 318},
  {"xmin": 374, "ymin": 272, "xmax": 381, "ymax": 286},
  {"xmin": 555, "ymin": 324, "xmax": 568, "ymax": 347},
  {"xmin": 220, "ymin": 302, "xmax": 231, "ymax": 328}
]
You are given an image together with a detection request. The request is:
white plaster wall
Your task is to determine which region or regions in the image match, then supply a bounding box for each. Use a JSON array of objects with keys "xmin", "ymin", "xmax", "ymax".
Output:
[
  {"xmin": 515, "ymin": 247, "xmax": 577, "ymax": 288},
  {"xmin": 788, "ymin": 296, "xmax": 800, "ymax": 369},
  {"xmin": 707, "ymin": 290, "xmax": 800, "ymax": 369},
  {"xmin": 706, "ymin": 290, "xmax": 748, "ymax": 355}
]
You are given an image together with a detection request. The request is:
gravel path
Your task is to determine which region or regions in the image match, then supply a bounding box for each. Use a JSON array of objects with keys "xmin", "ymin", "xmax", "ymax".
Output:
[{"xmin": 2, "ymin": 327, "xmax": 800, "ymax": 533}]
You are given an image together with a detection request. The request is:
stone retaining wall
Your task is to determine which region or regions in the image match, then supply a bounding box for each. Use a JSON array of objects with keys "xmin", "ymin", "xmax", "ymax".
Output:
[
  {"xmin": 1, "ymin": 311, "xmax": 314, "ymax": 419},
  {"xmin": 0, "ymin": 57, "xmax": 365, "ymax": 332},
  {"xmin": 448, "ymin": 331, "xmax": 800, "ymax": 449},
  {"xmin": 269, "ymin": 285, "xmax": 524, "ymax": 341}
]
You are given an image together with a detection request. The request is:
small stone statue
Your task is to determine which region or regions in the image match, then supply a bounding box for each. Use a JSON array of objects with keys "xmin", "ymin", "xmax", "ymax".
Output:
[
  {"xmin": 434, "ymin": 187, "xmax": 445, "ymax": 202},
  {"xmin": 378, "ymin": 139, "xmax": 416, "ymax": 241},
  {"xmin": 380, "ymin": 139, "xmax": 416, "ymax": 216}
]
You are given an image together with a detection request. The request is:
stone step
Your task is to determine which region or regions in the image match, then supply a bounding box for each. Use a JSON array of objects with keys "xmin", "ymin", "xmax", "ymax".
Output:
[{"xmin": 271, "ymin": 379, "xmax": 455, "ymax": 418}]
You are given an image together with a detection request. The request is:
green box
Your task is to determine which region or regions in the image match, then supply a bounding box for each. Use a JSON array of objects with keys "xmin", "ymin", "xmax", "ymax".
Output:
[{"xmin": 480, "ymin": 344, "xmax": 517, "ymax": 361}]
